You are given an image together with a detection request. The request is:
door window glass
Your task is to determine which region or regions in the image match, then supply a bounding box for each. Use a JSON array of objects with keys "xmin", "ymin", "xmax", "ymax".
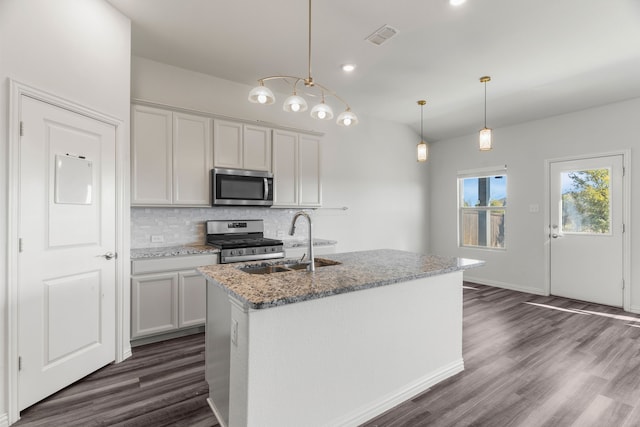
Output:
[{"xmin": 561, "ymin": 168, "xmax": 610, "ymax": 234}]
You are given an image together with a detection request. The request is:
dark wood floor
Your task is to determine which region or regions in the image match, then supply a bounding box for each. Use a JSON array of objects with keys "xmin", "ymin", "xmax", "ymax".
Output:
[
  {"xmin": 15, "ymin": 283, "xmax": 640, "ymax": 426},
  {"xmin": 14, "ymin": 334, "xmax": 219, "ymax": 427}
]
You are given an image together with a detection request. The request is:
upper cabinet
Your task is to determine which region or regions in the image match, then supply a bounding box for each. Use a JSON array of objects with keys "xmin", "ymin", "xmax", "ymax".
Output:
[
  {"xmin": 132, "ymin": 105, "xmax": 212, "ymax": 206},
  {"xmin": 214, "ymin": 121, "xmax": 271, "ymax": 172},
  {"xmin": 272, "ymin": 130, "xmax": 322, "ymax": 208}
]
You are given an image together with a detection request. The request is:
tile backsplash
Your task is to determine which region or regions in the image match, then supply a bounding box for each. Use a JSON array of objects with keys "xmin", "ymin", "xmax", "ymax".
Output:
[{"xmin": 131, "ymin": 207, "xmax": 306, "ymax": 248}]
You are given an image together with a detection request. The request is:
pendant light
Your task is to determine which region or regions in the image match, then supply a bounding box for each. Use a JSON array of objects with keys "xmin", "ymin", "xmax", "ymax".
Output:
[
  {"xmin": 248, "ymin": 0, "xmax": 357, "ymax": 126},
  {"xmin": 479, "ymin": 76, "xmax": 492, "ymax": 151},
  {"xmin": 416, "ymin": 100, "xmax": 428, "ymax": 162}
]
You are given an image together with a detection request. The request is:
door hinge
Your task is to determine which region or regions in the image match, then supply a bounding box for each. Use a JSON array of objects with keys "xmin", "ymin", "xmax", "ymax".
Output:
[
  {"xmin": 622, "ymin": 224, "xmax": 625, "ymax": 233},
  {"xmin": 18, "ymin": 356, "xmax": 22, "ymax": 371},
  {"xmin": 18, "ymin": 238, "xmax": 23, "ymax": 253},
  {"xmin": 622, "ymin": 279, "xmax": 625, "ymax": 290},
  {"xmin": 19, "ymin": 121, "xmax": 24, "ymax": 137}
]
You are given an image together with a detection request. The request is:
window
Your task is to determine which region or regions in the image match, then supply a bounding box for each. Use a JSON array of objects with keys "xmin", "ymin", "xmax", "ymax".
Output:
[
  {"xmin": 458, "ymin": 168, "xmax": 507, "ymax": 249},
  {"xmin": 561, "ymin": 168, "xmax": 610, "ymax": 234}
]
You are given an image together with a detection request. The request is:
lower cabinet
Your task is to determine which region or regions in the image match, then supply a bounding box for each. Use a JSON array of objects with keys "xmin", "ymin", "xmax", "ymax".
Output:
[{"xmin": 131, "ymin": 254, "xmax": 217, "ymax": 340}]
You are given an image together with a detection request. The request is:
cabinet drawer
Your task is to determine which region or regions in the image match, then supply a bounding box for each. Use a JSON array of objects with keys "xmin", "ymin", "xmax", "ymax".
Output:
[{"xmin": 132, "ymin": 254, "xmax": 217, "ymax": 275}]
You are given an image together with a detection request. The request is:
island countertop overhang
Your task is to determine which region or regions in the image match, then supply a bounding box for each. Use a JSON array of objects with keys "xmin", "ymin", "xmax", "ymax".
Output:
[{"xmin": 198, "ymin": 248, "xmax": 484, "ymax": 310}]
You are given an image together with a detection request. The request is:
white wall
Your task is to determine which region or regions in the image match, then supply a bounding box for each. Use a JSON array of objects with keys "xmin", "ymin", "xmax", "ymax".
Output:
[
  {"xmin": 131, "ymin": 56, "xmax": 430, "ymax": 254},
  {"xmin": 0, "ymin": 0, "xmax": 131, "ymax": 424},
  {"xmin": 428, "ymin": 97, "xmax": 640, "ymax": 310}
]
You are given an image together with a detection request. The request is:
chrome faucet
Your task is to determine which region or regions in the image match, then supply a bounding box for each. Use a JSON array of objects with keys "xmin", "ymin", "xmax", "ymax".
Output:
[{"xmin": 289, "ymin": 211, "xmax": 315, "ymax": 272}]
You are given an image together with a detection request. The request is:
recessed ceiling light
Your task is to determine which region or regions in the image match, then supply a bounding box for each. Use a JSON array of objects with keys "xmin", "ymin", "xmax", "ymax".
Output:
[
  {"xmin": 341, "ymin": 64, "xmax": 356, "ymax": 72},
  {"xmin": 450, "ymin": 0, "xmax": 466, "ymax": 6}
]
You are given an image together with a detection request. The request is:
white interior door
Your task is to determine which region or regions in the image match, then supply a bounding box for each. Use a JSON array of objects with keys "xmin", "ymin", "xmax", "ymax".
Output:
[
  {"xmin": 549, "ymin": 155, "xmax": 623, "ymax": 307},
  {"xmin": 18, "ymin": 95, "xmax": 117, "ymax": 410}
]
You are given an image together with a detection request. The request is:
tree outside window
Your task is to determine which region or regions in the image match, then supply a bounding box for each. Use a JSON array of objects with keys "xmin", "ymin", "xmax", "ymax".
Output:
[{"xmin": 561, "ymin": 169, "xmax": 610, "ymax": 234}]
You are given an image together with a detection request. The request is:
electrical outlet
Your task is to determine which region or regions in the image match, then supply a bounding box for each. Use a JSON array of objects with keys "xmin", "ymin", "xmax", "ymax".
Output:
[
  {"xmin": 276, "ymin": 230, "xmax": 284, "ymax": 237},
  {"xmin": 151, "ymin": 235, "xmax": 164, "ymax": 243}
]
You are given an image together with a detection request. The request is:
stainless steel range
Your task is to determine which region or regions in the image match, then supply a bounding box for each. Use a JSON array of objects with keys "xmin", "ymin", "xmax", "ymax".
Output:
[{"xmin": 206, "ymin": 219, "xmax": 284, "ymax": 263}]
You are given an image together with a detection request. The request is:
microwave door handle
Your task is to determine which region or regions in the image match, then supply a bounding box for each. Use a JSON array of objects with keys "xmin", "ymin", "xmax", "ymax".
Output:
[{"xmin": 264, "ymin": 177, "xmax": 269, "ymax": 200}]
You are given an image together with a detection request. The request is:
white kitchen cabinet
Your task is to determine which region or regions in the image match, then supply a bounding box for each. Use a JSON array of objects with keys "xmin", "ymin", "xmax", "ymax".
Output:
[
  {"xmin": 131, "ymin": 105, "xmax": 173, "ymax": 205},
  {"xmin": 298, "ymin": 134, "xmax": 322, "ymax": 206},
  {"xmin": 214, "ymin": 120, "xmax": 271, "ymax": 171},
  {"xmin": 272, "ymin": 130, "xmax": 321, "ymax": 207},
  {"xmin": 173, "ymin": 112, "xmax": 213, "ymax": 205},
  {"xmin": 131, "ymin": 272, "xmax": 179, "ymax": 338},
  {"xmin": 178, "ymin": 270, "xmax": 207, "ymax": 328},
  {"xmin": 131, "ymin": 104, "xmax": 212, "ymax": 206},
  {"xmin": 131, "ymin": 253, "xmax": 217, "ymax": 340}
]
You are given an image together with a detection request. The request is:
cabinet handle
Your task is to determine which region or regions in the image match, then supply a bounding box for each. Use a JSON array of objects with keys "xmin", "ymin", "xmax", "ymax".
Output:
[{"xmin": 264, "ymin": 177, "xmax": 269, "ymax": 200}]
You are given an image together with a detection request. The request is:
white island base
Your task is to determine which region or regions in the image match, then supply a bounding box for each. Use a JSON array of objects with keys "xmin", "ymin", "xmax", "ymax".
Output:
[{"xmin": 205, "ymin": 270, "xmax": 464, "ymax": 427}]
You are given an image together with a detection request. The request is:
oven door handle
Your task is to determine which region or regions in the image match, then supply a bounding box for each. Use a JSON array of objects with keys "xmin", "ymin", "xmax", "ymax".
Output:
[{"xmin": 264, "ymin": 177, "xmax": 269, "ymax": 201}]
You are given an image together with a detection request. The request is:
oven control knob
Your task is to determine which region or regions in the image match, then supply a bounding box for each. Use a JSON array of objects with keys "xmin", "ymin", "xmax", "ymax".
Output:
[{"xmin": 250, "ymin": 248, "xmax": 256, "ymax": 254}]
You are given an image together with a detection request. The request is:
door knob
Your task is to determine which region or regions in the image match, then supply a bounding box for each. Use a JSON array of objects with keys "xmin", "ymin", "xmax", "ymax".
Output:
[
  {"xmin": 551, "ymin": 234, "xmax": 560, "ymax": 239},
  {"xmin": 99, "ymin": 252, "xmax": 117, "ymax": 260}
]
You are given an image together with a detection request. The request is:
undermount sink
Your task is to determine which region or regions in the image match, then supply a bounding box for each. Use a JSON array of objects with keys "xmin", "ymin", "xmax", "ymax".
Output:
[
  {"xmin": 240, "ymin": 258, "xmax": 342, "ymax": 275},
  {"xmin": 240, "ymin": 265, "xmax": 292, "ymax": 275}
]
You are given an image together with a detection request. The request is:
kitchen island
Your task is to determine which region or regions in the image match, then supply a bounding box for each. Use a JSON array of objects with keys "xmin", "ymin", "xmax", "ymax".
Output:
[{"xmin": 200, "ymin": 249, "xmax": 483, "ymax": 427}]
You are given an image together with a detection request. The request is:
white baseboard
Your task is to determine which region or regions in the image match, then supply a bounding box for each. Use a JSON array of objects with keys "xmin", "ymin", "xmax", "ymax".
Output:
[
  {"xmin": 331, "ymin": 358, "xmax": 465, "ymax": 427},
  {"xmin": 463, "ymin": 275, "xmax": 548, "ymax": 296},
  {"xmin": 206, "ymin": 398, "xmax": 226, "ymax": 427},
  {"xmin": 628, "ymin": 305, "xmax": 640, "ymax": 315},
  {"xmin": 0, "ymin": 412, "xmax": 9, "ymax": 427}
]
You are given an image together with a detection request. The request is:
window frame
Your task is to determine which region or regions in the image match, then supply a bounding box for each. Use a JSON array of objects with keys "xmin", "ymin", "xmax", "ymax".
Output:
[{"xmin": 457, "ymin": 166, "xmax": 507, "ymax": 250}]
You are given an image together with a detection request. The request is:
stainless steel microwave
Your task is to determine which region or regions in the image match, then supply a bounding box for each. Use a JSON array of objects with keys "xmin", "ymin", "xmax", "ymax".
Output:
[{"xmin": 211, "ymin": 167, "xmax": 274, "ymax": 206}]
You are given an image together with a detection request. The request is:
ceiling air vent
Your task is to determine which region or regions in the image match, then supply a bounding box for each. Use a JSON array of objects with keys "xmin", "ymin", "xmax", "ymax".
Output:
[{"xmin": 365, "ymin": 25, "xmax": 399, "ymax": 46}]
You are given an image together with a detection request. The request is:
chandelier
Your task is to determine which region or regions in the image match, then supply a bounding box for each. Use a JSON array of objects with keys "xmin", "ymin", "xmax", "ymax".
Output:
[{"xmin": 247, "ymin": 0, "xmax": 358, "ymax": 127}]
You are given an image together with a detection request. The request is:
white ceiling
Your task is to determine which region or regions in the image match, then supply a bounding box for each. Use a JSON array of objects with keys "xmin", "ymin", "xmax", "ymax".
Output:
[{"xmin": 106, "ymin": 0, "xmax": 640, "ymax": 142}]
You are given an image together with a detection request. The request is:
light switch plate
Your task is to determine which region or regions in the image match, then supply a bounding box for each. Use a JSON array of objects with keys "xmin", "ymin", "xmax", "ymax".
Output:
[{"xmin": 151, "ymin": 235, "xmax": 164, "ymax": 243}]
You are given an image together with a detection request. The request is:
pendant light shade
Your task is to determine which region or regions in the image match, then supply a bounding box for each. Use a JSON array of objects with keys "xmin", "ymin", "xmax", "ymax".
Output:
[
  {"xmin": 479, "ymin": 76, "xmax": 492, "ymax": 151},
  {"xmin": 283, "ymin": 91, "xmax": 308, "ymax": 112},
  {"xmin": 416, "ymin": 100, "xmax": 428, "ymax": 162},
  {"xmin": 337, "ymin": 108, "xmax": 358, "ymax": 126},
  {"xmin": 479, "ymin": 127, "xmax": 492, "ymax": 151},
  {"xmin": 310, "ymin": 94, "xmax": 334, "ymax": 120},
  {"xmin": 248, "ymin": 82, "xmax": 275, "ymax": 105}
]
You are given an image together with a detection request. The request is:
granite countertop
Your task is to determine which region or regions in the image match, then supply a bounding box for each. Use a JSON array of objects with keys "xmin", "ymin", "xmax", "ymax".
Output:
[
  {"xmin": 283, "ymin": 238, "xmax": 338, "ymax": 248},
  {"xmin": 131, "ymin": 244, "xmax": 220, "ymax": 259},
  {"xmin": 199, "ymin": 249, "xmax": 483, "ymax": 310}
]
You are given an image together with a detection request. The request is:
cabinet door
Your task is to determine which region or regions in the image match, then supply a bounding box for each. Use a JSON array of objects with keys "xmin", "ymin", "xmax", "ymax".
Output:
[
  {"xmin": 298, "ymin": 135, "xmax": 322, "ymax": 207},
  {"xmin": 178, "ymin": 270, "xmax": 207, "ymax": 328},
  {"xmin": 243, "ymin": 124, "xmax": 271, "ymax": 171},
  {"xmin": 272, "ymin": 130, "xmax": 299, "ymax": 206},
  {"xmin": 131, "ymin": 272, "xmax": 179, "ymax": 338},
  {"xmin": 173, "ymin": 113, "xmax": 213, "ymax": 205},
  {"xmin": 131, "ymin": 105, "xmax": 173, "ymax": 205},
  {"xmin": 214, "ymin": 120, "xmax": 243, "ymax": 169}
]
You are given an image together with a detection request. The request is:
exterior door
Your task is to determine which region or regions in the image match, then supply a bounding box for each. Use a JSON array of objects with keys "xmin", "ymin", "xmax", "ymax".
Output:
[
  {"xmin": 18, "ymin": 95, "xmax": 117, "ymax": 410},
  {"xmin": 549, "ymin": 155, "xmax": 623, "ymax": 307}
]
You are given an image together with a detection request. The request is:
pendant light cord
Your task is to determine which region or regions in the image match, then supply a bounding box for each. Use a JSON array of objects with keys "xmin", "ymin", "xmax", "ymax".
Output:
[
  {"xmin": 308, "ymin": 0, "xmax": 312, "ymax": 83},
  {"xmin": 420, "ymin": 103, "xmax": 424, "ymax": 141},
  {"xmin": 484, "ymin": 81, "xmax": 487, "ymax": 128}
]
